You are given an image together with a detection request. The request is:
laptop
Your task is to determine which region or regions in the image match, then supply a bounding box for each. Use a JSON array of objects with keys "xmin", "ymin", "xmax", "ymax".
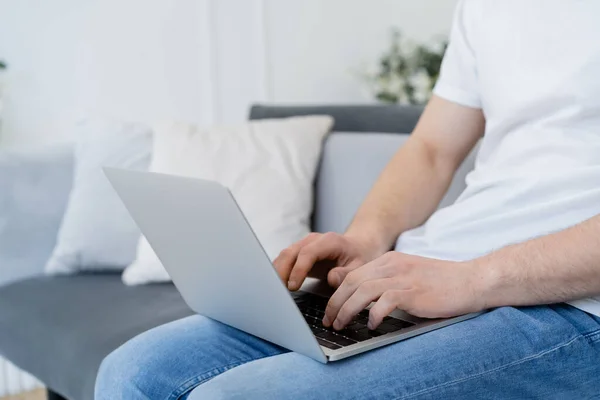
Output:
[{"xmin": 104, "ymin": 168, "xmax": 483, "ymax": 363}]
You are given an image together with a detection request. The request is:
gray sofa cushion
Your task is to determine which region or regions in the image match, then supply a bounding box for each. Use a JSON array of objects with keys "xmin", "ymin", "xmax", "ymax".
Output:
[{"xmin": 0, "ymin": 274, "xmax": 192, "ymax": 400}]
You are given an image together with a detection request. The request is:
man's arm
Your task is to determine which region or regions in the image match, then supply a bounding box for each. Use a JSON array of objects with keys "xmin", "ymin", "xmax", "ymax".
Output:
[
  {"xmin": 323, "ymin": 214, "xmax": 600, "ymax": 330},
  {"xmin": 481, "ymin": 214, "xmax": 600, "ymax": 308},
  {"xmin": 274, "ymin": 95, "xmax": 485, "ymax": 290},
  {"xmin": 345, "ymin": 95, "xmax": 485, "ymax": 256}
]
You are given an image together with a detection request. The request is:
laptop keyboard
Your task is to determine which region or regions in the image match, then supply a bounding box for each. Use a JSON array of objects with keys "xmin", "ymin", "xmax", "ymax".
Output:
[{"xmin": 291, "ymin": 291, "xmax": 415, "ymax": 350}]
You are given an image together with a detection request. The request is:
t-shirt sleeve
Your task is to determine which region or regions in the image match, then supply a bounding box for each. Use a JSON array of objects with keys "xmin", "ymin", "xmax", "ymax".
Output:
[{"xmin": 433, "ymin": 0, "xmax": 481, "ymax": 108}]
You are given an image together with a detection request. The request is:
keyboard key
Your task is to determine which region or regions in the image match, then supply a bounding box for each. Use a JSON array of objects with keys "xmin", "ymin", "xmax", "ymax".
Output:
[
  {"xmin": 316, "ymin": 337, "xmax": 341, "ymax": 350},
  {"xmin": 340, "ymin": 329, "xmax": 371, "ymax": 342},
  {"xmin": 303, "ymin": 315, "xmax": 320, "ymax": 326},
  {"xmin": 346, "ymin": 322, "xmax": 367, "ymax": 331},
  {"xmin": 355, "ymin": 312, "xmax": 370, "ymax": 325},
  {"xmin": 315, "ymin": 330, "xmax": 338, "ymax": 341},
  {"xmin": 366, "ymin": 329, "xmax": 384, "ymax": 337},
  {"xmin": 351, "ymin": 326, "xmax": 391, "ymax": 338},
  {"xmin": 376, "ymin": 322, "xmax": 402, "ymax": 334},
  {"xmin": 316, "ymin": 330, "xmax": 357, "ymax": 346},
  {"xmin": 310, "ymin": 325, "xmax": 325, "ymax": 335},
  {"xmin": 335, "ymin": 327, "xmax": 355, "ymax": 336},
  {"xmin": 308, "ymin": 297, "xmax": 328, "ymax": 308},
  {"xmin": 331, "ymin": 335, "xmax": 357, "ymax": 347},
  {"xmin": 306, "ymin": 307, "xmax": 325, "ymax": 319},
  {"xmin": 388, "ymin": 319, "xmax": 416, "ymax": 329}
]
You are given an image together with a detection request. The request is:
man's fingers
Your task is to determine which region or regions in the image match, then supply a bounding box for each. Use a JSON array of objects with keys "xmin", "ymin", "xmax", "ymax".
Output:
[
  {"xmin": 323, "ymin": 257, "xmax": 393, "ymax": 326},
  {"xmin": 273, "ymin": 233, "xmax": 320, "ymax": 283},
  {"xmin": 331, "ymin": 279, "xmax": 391, "ymax": 330},
  {"xmin": 272, "ymin": 248, "xmax": 295, "ymax": 281},
  {"xmin": 368, "ymin": 290, "xmax": 404, "ymax": 329},
  {"xmin": 287, "ymin": 233, "xmax": 345, "ymax": 291}
]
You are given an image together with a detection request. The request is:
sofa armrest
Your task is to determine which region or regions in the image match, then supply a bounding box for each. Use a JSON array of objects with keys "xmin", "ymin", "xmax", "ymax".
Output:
[{"xmin": 0, "ymin": 145, "xmax": 74, "ymax": 287}]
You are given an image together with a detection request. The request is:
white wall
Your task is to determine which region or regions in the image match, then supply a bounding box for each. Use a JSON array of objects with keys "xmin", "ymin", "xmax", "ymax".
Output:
[
  {"xmin": 0, "ymin": 0, "xmax": 457, "ymax": 149},
  {"xmin": 265, "ymin": 0, "xmax": 456, "ymax": 104}
]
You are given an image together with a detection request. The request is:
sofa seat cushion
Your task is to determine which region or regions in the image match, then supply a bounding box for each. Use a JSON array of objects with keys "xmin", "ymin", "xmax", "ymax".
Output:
[{"xmin": 0, "ymin": 274, "xmax": 192, "ymax": 400}]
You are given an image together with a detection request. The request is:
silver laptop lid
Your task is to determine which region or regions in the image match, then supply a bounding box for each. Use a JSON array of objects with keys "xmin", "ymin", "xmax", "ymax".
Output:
[{"xmin": 104, "ymin": 168, "xmax": 327, "ymax": 363}]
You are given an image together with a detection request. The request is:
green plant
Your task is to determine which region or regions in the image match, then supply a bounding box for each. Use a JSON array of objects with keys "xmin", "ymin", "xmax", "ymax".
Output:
[
  {"xmin": 0, "ymin": 61, "xmax": 6, "ymax": 70},
  {"xmin": 361, "ymin": 30, "xmax": 447, "ymax": 105}
]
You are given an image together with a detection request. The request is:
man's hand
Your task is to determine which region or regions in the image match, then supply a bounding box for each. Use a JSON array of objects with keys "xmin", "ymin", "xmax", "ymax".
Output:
[
  {"xmin": 322, "ymin": 251, "xmax": 486, "ymax": 330},
  {"xmin": 273, "ymin": 232, "xmax": 383, "ymax": 291}
]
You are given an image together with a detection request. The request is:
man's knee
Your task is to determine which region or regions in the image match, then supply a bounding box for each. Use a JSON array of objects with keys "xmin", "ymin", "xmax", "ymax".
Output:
[
  {"xmin": 94, "ymin": 315, "xmax": 264, "ymax": 399},
  {"xmin": 95, "ymin": 336, "xmax": 158, "ymax": 400}
]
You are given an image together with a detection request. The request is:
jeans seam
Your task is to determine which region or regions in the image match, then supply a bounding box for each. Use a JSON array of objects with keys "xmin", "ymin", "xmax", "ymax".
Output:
[
  {"xmin": 583, "ymin": 329, "xmax": 600, "ymax": 342},
  {"xmin": 394, "ymin": 334, "xmax": 583, "ymax": 400},
  {"xmin": 166, "ymin": 350, "xmax": 282, "ymax": 400}
]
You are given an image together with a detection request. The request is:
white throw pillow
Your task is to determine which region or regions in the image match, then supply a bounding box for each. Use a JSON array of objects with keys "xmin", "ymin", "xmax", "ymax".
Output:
[
  {"xmin": 45, "ymin": 119, "xmax": 152, "ymax": 274},
  {"xmin": 122, "ymin": 116, "xmax": 334, "ymax": 285}
]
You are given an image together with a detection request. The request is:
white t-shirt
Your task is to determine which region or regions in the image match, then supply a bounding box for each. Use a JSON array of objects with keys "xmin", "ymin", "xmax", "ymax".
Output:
[{"xmin": 396, "ymin": 0, "xmax": 600, "ymax": 316}]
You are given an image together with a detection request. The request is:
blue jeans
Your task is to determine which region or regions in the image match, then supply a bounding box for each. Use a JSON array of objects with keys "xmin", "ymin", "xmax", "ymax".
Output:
[{"xmin": 95, "ymin": 304, "xmax": 600, "ymax": 399}]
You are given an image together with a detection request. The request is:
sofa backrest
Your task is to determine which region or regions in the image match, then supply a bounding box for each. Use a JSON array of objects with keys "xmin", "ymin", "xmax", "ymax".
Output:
[
  {"xmin": 314, "ymin": 133, "xmax": 477, "ymax": 233},
  {"xmin": 249, "ymin": 104, "xmax": 477, "ymax": 233}
]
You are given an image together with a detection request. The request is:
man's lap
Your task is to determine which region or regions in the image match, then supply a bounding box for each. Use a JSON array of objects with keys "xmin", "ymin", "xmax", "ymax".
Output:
[{"xmin": 95, "ymin": 304, "xmax": 600, "ymax": 400}]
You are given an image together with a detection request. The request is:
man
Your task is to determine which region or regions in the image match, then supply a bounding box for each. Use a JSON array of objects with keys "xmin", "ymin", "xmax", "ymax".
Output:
[{"xmin": 96, "ymin": 0, "xmax": 600, "ymax": 398}]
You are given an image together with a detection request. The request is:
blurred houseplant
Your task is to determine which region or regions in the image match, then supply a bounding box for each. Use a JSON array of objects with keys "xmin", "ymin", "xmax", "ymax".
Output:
[{"xmin": 361, "ymin": 30, "xmax": 447, "ymax": 105}]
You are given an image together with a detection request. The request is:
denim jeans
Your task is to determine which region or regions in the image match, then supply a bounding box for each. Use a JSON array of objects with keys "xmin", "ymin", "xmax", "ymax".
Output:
[{"xmin": 95, "ymin": 304, "xmax": 600, "ymax": 399}]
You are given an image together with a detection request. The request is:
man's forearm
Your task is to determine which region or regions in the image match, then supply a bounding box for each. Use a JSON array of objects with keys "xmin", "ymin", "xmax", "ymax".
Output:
[
  {"xmin": 478, "ymin": 214, "xmax": 600, "ymax": 308},
  {"xmin": 344, "ymin": 136, "xmax": 456, "ymax": 255},
  {"xmin": 344, "ymin": 97, "xmax": 485, "ymax": 255}
]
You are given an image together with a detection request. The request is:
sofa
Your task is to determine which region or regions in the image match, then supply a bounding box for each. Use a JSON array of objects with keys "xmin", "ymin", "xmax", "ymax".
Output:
[{"xmin": 0, "ymin": 104, "xmax": 477, "ymax": 400}]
